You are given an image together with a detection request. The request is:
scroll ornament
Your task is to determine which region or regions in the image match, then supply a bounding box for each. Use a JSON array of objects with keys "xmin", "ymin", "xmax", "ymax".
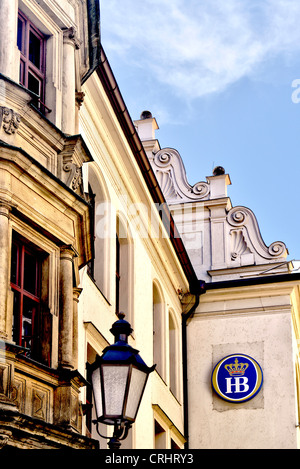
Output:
[
  {"xmin": 63, "ymin": 162, "xmax": 83, "ymax": 192},
  {"xmin": 227, "ymin": 206, "xmax": 287, "ymax": 260},
  {"xmin": 153, "ymin": 148, "xmax": 210, "ymax": 201}
]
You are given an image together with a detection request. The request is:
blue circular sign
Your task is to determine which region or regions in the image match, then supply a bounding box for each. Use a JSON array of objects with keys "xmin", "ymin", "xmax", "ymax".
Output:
[{"xmin": 211, "ymin": 354, "xmax": 263, "ymax": 403}]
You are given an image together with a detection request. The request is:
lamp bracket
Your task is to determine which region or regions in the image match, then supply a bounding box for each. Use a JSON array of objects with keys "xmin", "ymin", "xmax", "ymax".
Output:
[{"xmin": 93, "ymin": 420, "xmax": 132, "ymax": 446}]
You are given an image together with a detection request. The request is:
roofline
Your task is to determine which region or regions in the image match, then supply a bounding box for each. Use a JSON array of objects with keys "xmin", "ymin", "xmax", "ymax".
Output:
[{"xmin": 96, "ymin": 47, "xmax": 199, "ymax": 293}]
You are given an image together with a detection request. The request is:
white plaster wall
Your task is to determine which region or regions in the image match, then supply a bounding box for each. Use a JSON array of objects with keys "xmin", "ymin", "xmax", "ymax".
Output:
[{"xmin": 187, "ymin": 296, "xmax": 298, "ymax": 449}]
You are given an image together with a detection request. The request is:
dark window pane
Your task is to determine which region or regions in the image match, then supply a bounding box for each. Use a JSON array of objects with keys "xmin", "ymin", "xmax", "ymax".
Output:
[
  {"xmin": 22, "ymin": 296, "xmax": 37, "ymax": 351},
  {"xmin": 11, "ymin": 243, "xmax": 19, "ymax": 286},
  {"xmin": 17, "ymin": 18, "xmax": 24, "ymax": 52},
  {"xmin": 29, "ymin": 30, "xmax": 41, "ymax": 69},
  {"xmin": 23, "ymin": 251, "xmax": 38, "ymax": 295},
  {"xmin": 28, "ymin": 71, "xmax": 41, "ymax": 97}
]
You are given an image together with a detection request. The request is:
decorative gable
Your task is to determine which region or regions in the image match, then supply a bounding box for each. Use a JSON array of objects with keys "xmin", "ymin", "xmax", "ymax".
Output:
[{"xmin": 149, "ymin": 144, "xmax": 289, "ymax": 282}]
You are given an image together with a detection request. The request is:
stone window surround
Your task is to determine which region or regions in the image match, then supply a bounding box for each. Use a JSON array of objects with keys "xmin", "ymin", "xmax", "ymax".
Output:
[
  {"xmin": 10, "ymin": 232, "xmax": 43, "ymax": 351},
  {"xmin": 18, "ymin": 0, "xmax": 79, "ymax": 130},
  {"xmin": 17, "ymin": 9, "xmax": 47, "ymax": 112},
  {"xmin": 7, "ymin": 216, "xmax": 60, "ymax": 368}
]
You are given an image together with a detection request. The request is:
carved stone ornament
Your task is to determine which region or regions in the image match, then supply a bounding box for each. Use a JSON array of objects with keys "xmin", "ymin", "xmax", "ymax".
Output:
[
  {"xmin": 59, "ymin": 135, "xmax": 93, "ymax": 195},
  {"xmin": 230, "ymin": 229, "xmax": 251, "ymax": 261},
  {"xmin": 151, "ymin": 148, "xmax": 210, "ymax": 203},
  {"xmin": 227, "ymin": 206, "xmax": 288, "ymax": 261},
  {"xmin": 0, "ymin": 432, "xmax": 11, "ymax": 449},
  {"xmin": 75, "ymin": 91, "xmax": 85, "ymax": 108},
  {"xmin": 63, "ymin": 161, "xmax": 83, "ymax": 192},
  {"xmin": 0, "ymin": 107, "xmax": 21, "ymax": 135},
  {"xmin": 63, "ymin": 27, "xmax": 81, "ymax": 49}
]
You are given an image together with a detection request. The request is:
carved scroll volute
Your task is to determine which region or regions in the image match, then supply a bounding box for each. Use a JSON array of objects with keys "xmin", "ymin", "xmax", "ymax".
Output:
[
  {"xmin": 59, "ymin": 136, "xmax": 92, "ymax": 196},
  {"xmin": 153, "ymin": 148, "xmax": 210, "ymax": 202},
  {"xmin": 227, "ymin": 206, "xmax": 288, "ymax": 261},
  {"xmin": 63, "ymin": 161, "xmax": 83, "ymax": 193}
]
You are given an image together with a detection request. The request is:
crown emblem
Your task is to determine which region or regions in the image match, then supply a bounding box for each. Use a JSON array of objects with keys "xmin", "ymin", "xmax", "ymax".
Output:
[{"xmin": 224, "ymin": 358, "xmax": 249, "ymax": 376}]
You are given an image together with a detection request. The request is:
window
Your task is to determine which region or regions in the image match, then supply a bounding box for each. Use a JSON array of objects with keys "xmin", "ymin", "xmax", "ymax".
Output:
[
  {"xmin": 86, "ymin": 168, "xmax": 111, "ymax": 299},
  {"xmin": 17, "ymin": 11, "xmax": 47, "ymax": 112},
  {"xmin": 11, "ymin": 235, "xmax": 43, "ymax": 356},
  {"xmin": 169, "ymin": 310, "xmax": 178, "ymax": 397},
  {"xmin": 153, "ymin": 282, "xmax": 165, "ymax": 380},
  {"xmin": 86, "ymin": 184, "xmax": 96, "ymax": 280},
  {"xmin": 115, "ymin": 217, "xmax": 133, "ymax": 323}
]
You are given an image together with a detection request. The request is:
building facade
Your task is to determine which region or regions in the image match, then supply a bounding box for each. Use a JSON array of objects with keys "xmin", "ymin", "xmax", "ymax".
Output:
[
  {"xmin": 0, "ymin": 0, "xmax": 197, "ymax": 449},
  {"xmin": 138, "ymin": 115, "xmax": 300, "ymax": 449},
  {"xmin": 0, "ymin": 0, "xmax": 300, "ymax": 450}
]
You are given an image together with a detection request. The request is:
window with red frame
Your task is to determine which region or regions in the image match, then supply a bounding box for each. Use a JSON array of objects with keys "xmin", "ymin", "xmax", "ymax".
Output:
[
  {"xmin": 17, "ymin": 11, "xmax": 47, "ymax": 112},
  {"xmin": 10, "ymin": 235, "xmax": 42, "ymax": 355}
]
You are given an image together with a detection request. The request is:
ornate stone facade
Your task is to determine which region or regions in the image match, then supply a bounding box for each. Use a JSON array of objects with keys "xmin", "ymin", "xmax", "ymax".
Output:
[
  {"xmin": 135, "ymin": 111, "xmax": 300, "ymax": 450},
  {"xmin": 0, "ymin": 0, "xmax": 97, "ymax": 450}
]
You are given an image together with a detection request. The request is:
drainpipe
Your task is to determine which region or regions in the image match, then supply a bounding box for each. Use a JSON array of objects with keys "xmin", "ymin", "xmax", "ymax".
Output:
[{"xmin": 182, "ymin": 281, "xmax": 206, "ymax": 449}]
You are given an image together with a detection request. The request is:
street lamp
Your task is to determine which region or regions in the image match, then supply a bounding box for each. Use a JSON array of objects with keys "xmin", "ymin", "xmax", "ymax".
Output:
[{"xmin": 90, "ymin": 312, "xmax": 155, "ymax": 449}]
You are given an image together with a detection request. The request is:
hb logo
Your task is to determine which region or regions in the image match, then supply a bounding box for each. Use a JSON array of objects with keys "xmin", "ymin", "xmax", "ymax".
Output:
[
  {"xmin": 225, "ymin": 358, "xmax": 249, "ymax": 394},
  {"xmin": 225, "ymin": 377, "xmax": 249, "ymax": 394},
  {"xmin": 211, "ymin": 354, "xmax": 263, "ymax": 403}
]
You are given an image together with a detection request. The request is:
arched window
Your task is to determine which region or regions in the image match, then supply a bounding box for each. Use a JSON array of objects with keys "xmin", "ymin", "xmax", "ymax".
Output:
[
  {"xmin": 169, "ymin": 309, "xmax": 179, "ymax": 398},
  {"xmin": 116, "ymin": 216, "xmax": 134, "ymax": 325},
  {"xmin": 153, "ymin": 282, "xmax": 165, "ymax": 380},
  {"xmin": 86, "ymin": 165, "xmax": 110, "ymax": 299}
]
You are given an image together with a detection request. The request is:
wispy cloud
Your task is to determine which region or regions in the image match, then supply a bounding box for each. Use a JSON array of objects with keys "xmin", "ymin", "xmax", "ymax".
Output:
[{"xmin": 100, "ymin": 0, "xmax": 300, "ymax": 99}]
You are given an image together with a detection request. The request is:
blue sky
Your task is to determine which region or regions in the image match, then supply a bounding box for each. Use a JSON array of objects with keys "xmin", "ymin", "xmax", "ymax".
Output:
[{"xmin": 100, "ymin": 0, "xmax": 300, "ymax": 263}]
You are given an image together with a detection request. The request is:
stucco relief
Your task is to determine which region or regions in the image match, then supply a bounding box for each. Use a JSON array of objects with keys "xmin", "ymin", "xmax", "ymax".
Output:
[
  {"xmin": 227, "ymin": 206, "xmax": 288, "ymax": 263},
  {"xmin": 0, "ymin": 107, "xmax": 21, "ymax": 135},
  {"xmin": 153, "ymin": 148, "xmax": 210, "ymax": 203},
  {"xmin": 230, "ymin": 229, "xmax": 252, "ymax": 261}
]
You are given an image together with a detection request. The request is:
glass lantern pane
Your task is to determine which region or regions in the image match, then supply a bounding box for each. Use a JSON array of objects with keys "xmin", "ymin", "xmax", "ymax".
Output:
[
  {"xmin": 102, "ymin": 365, "xmax": 129, "ymax": 416},
  {"xmin": 125, "ymin": 367, "xmax": 147, "ymax": 420},
  {"xmin": 91, "ymin": 367, "xmax": 103, "ymax": 419}
]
